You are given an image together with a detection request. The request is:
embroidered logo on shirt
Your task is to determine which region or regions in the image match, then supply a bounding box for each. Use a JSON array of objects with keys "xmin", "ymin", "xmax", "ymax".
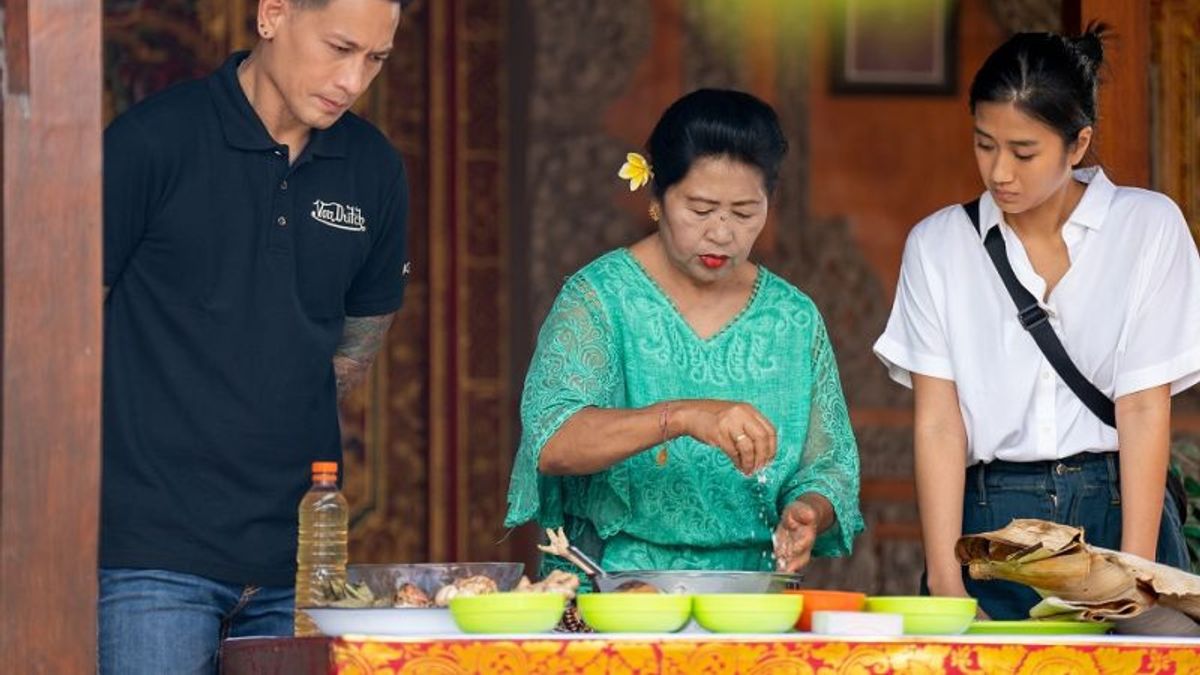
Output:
[{"xmin": 310, "ymin": 200, "xmax": 367, "ymax": 232}]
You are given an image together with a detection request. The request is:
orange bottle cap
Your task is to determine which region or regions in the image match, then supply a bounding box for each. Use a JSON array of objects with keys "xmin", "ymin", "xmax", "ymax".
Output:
[{"xmin": 311, "ymin": 461, "xmax": 338, "ymax": 477}]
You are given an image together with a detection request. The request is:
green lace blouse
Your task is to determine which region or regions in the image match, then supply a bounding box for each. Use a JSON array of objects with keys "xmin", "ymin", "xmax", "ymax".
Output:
[{"xmin": 506, "ymin": 249, "xmax": 862, "ymax": 579}]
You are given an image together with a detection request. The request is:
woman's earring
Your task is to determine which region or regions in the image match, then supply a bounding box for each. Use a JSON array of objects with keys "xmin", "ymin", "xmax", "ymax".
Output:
[
  {"xmin": 648, "ymin": 203, "xmax": 661, "ymax": 222},
  {"xmin": 259, "ymin": 23, "xmax": 272, "ymax": 39}
]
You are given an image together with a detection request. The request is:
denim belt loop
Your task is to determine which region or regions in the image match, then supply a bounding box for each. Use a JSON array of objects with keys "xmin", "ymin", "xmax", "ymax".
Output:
[
  {"xmin": 974, "ymin": 461, "xmax": 989, "ymax": 506},
  {"xmin": 1104, "ymin": 452, "xmax": 1121, "ymax": 505}
]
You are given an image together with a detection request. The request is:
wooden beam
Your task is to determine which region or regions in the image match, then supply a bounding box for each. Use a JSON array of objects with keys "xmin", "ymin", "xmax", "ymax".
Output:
[
  {"xmin": 2, "ymin": 0, "xmax": 31, "ymax": 94},
  {"xmin": 0, "ymin": 0, "xmax": 102, "ymax": 671},
  {"xmin": 860, "ymin": 478, "xmax": 917, "ymax": 503}
]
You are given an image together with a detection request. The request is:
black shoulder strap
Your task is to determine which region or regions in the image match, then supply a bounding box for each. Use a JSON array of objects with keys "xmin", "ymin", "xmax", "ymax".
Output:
[{"xmin": 962, "ymin": 199, "xmax": 1116, "ymax": 428}]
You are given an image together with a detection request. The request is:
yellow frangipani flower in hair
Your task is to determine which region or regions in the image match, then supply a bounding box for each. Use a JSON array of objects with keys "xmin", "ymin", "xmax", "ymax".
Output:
[{"xmin": 618, "ymin": 152, "xmax": 653, "ymax": 191}]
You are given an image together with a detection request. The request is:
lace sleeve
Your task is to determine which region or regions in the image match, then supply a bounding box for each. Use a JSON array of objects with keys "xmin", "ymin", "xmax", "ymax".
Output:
[
  {"xmin": 779, "ymin": 313, "xmax": 864, "ymax": 557},
  {"xmin": 505, "ymin": 274, "xmax": 621, "ymax": 528}
]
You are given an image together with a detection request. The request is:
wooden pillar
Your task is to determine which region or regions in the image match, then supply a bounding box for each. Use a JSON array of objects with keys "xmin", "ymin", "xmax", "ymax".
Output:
[
  {"xmin": 1066, "ymin": 0, "xmax": 1152, "ymax": 187},
  {"xmin": 425, "ymin": 0, "xmax": 513, "ymax": 564},
  {"xmin": 0, "ymin": 0, "xmax": 103, "ymax": 671},
  {"xmin": 426, "ymin": 0, "xmax": 457, "ymax": 563}
]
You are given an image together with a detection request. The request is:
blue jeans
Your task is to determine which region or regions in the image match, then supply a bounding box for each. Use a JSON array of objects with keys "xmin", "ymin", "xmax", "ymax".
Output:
[
  {"xmin": 949, "ymin": 453, "xmax": 1189, "ymax": 620},
  {"xmin": 98, "ymin": 568, "xmax": 294, "ymax": 675}
]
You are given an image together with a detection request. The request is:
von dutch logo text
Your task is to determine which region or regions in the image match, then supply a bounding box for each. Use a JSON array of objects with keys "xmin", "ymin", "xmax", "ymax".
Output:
[{"xmin": 311, "ymin": 200, "xmax": 367, "ymax": 232}]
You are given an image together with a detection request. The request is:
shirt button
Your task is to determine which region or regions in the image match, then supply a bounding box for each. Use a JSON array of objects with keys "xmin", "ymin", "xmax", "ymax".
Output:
[
  {"xmin": 1042, "ymin": 372, "xmax": 1051, "ymax": 381},
  {"xmin": 277, "ymin": 216, "xmax": 287, "ymax": 227},
  {"xmin": 280, "ymin": 180, "xmax": 288, "ymax": 191}
]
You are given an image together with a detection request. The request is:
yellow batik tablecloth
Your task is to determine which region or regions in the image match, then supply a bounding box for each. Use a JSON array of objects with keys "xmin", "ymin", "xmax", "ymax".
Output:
[{"xmin": 222, "ymin": 633, "xmax": 1200, "ymax": 674}]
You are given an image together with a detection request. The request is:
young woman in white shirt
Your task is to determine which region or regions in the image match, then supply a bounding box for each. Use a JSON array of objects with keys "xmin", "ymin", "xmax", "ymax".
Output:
[{"xmin": 875, "ymin": 26, "xmax": 1200, "ymax": 620}]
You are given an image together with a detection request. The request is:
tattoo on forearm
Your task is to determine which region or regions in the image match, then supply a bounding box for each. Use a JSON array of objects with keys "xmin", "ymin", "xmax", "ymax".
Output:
[{"xmin": 334, "ymin": 314, "xmax": 394, "ymax": 399}]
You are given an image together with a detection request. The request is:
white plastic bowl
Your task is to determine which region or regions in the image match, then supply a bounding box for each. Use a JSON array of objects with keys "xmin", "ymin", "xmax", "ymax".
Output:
[{"xmin": 303, "ymin": 607, "xmax": 461, "ymax": 636}]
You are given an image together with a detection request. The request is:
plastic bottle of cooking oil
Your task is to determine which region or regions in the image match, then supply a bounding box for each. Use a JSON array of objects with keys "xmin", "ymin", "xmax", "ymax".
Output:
[{"xmin": 294, "ymin": 461, "xmax": 348, "ymax": 637}]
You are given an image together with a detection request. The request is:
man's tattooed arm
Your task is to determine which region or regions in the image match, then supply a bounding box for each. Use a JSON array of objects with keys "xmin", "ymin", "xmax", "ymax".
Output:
[{"xmin": 333, "ymin": 314, "xmax": 395, "ymax": 399}]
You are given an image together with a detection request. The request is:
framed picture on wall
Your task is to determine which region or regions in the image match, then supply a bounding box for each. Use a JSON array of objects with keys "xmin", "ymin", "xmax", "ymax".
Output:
[{"xmin": 831, "ymin": 0, "xmax": 959, "ymax": 95}]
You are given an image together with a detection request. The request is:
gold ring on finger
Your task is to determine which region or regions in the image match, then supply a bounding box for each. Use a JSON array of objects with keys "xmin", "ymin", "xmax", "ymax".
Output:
[{"xmin": 734, "ymin": 433, "xmax": 749, "ymax": 443}]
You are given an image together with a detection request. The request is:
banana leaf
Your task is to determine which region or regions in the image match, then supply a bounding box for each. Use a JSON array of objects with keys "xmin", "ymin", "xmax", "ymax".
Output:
[{"xmin": 956, "ymin": 519, "xmax": 1200, "ymax": 629}]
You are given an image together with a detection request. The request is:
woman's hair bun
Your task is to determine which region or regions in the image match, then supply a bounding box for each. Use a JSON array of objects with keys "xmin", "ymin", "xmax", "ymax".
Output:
[{"xmin": 1070, "ymin": 21, "xmax": 1107, "ymax": 75}]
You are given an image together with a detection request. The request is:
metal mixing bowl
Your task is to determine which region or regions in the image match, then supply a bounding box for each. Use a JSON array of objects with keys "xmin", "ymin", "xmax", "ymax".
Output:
[
  {"xmin": 592, "ymin": 570, "xmax": 802, "ymax": 594},
  {"xmin": 347, "ymin": 562, "xmax": 526, "ymax": 598}
]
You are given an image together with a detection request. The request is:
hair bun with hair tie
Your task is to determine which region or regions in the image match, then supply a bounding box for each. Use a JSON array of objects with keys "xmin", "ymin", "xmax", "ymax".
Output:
[{"xmin": 1071, "ymin": 21, "xmax": 1107, "ymax": 73}]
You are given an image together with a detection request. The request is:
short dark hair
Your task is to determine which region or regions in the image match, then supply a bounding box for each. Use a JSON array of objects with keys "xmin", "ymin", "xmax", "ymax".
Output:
[
  {"xmin": 645, "ymin": 88, "xmax": 788, "ymax": 199},
  {"xmin": 969, "ymin": 23, "xmax": 1106, "ymax": 144},
  {"xmin": 290, "ymin": 0, "xmax": 414, "ymax": 9}
]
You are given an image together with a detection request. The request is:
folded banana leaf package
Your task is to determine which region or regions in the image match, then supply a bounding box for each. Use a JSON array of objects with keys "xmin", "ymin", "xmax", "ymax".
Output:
[{"xmin": 956, "ymin": 519, "xmax": 1200, "ymax": 635}]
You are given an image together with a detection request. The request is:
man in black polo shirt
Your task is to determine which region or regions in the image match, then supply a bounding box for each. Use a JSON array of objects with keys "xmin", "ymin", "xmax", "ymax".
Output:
[{"xmin": 99, "ymin": 0, "xmax": 412, "ymax": 672}]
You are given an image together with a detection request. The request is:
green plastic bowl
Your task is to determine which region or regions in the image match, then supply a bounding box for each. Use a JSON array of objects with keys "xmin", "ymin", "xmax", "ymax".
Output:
[
  {"xmin": 693, "ymin": 593, "xmax": 802, "ymax": 634},
  {"xmin": 966, "ymin": 620, "xmax": 1113, "ymax": 636},
  {"xmin": 864, "ymin": 596, "xmax": 977, "ymax": 635},
  {"xmin": 449, "ymin": 592, "xmax": 565, "ymax": 634},
  {"xmin": 577, "ymin": 593, "xmax": 692, "ymax": 633}
]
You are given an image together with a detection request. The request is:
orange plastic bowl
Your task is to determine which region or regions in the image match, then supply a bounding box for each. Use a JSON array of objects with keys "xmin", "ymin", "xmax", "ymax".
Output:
[{"xmin": 784, "ymin": 589, "xmax": 867, "ymax": 631}]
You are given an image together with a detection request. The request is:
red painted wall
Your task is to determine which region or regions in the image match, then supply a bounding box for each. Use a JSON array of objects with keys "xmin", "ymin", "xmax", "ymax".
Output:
[{"xmin": 808, "ymin": 0, "xmax": 1006, "ymax": 294}]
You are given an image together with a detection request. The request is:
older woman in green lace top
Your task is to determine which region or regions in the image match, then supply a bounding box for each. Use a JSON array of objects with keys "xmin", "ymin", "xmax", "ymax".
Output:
[{"xmin": 506, "ymin": 89, "xmax": 863, "ymax": 581}]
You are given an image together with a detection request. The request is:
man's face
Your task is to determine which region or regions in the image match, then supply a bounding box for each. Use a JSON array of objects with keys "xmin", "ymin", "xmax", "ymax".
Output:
[{"xmin": 262, "ymin": 0, "xmax": 401, "ymax": 130}]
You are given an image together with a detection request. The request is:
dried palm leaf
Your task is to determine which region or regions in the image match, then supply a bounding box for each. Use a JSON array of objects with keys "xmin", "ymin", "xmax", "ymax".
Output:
[{"xmin": 956, "ymin": 519, "xmax": 1200, "ymax": 628}]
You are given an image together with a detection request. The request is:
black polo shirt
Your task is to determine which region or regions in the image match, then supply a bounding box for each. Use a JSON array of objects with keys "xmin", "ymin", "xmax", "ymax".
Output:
[{"xmin": 100, "ymin": 52, "xmax": 408, "ymax": 586}]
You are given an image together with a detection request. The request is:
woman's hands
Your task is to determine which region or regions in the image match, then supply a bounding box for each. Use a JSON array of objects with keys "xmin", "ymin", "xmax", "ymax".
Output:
[
  {"xmin": 773, "ymin": 494, "xmax": 833, "ymax": 572},
  {"xmin": 672, "ymin": 400, "xmax": 777, "ymax": 475},
  {"xmin": 538, "ymin": 399, "xmax": 776, "ymax": 476}
]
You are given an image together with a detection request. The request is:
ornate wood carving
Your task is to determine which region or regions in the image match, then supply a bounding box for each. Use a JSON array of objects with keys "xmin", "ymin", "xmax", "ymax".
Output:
[
  {"xmin": 1152, "ymin": 0, "xmax": 1199, "ymax": 240},
  {"xmin": 1151, "ymin": 0, "xmax": 1200, "ymax": 424}
]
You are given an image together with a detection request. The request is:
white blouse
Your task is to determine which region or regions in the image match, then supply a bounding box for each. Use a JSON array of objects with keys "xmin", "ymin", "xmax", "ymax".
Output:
[{"xmin": 874, "ymin": 168, "xmax": 1200, "ymax": 465}]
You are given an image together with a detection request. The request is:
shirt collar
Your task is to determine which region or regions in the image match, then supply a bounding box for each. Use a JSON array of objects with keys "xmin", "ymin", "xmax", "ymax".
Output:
[
  {"xmin": 975, "ymin": 166, "xmax": 1115, "ymax": 239},
  {"xmin": 209, "ymin": 51, "xmax": 347, "ymax": 158},
  {"xmin": 1064, "ymin": 166, "xmax": 1114, "ymax": 231}
]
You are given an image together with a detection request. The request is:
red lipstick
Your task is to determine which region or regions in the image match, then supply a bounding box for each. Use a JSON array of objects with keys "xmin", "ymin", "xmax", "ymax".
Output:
[{"xmin": 699, "ymin": 254, "xmax": 729, "ymax": 269}]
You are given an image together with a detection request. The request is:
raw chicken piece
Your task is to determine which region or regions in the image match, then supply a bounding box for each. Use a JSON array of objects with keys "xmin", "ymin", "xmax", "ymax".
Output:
[
  {"xmin": 392, "ymin": 582, "xmax": 433, "ymax": 608},
  {"xmin": 433, "ymin": 574, "xmax": 499, "ymax": 606},
  {"xmin": 515, "ymin": 570, "xmax": 581, "ymax": 600}
]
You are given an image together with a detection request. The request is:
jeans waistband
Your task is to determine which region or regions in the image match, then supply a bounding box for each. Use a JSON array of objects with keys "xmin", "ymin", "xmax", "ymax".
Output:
[
  {"xmin": 968, "ymin": 451, "xmax": 1116, "ymax": 477},
  {"xmin": 966, "ymin": 452, "xmax": 1120, "ymax": 505}
]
